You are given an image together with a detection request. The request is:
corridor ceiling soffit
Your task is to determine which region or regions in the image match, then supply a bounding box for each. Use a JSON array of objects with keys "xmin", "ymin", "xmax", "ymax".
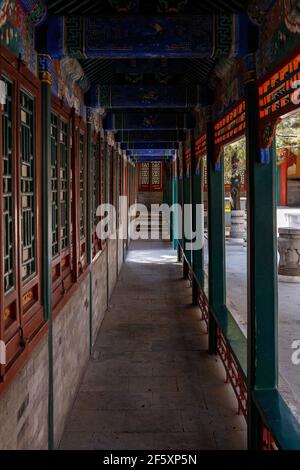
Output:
[
  {"xmin": 41, "ymin": 14, "xmax": 251, "ymax": 59},
  {"xmin": 126, "ymin": 149, "xmax": 176, "ymax": 156},
  {"xmin": 103, "ymin": 113, "xmax": 195, "ymax": 130},
  {"xmin": 45, "ymin": 0, "xmax": 251, "ymax": 16},
  {"xmin": 115, "ymin": 130, "xmax": 186, "ymax": 142},
  {"xmin": 78, "ymin": 58, "xmax": 216, "ymax": 87},
  {"xmin": 121, "ymin": 142, "xmax": 179, "ymax": 150}
]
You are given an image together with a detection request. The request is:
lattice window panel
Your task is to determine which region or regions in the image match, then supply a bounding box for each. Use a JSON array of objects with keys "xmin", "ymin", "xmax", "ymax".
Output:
[
  {"xmin": 93, "ymin": 141, "xmax": 100, "ymax": 228},
  {"xmin": 70, "ymin": 121, "xmax": 73, "ymax": 241},
  {"xmin": 2, "ymin": 76, "xmax": 14, "ymax": 293},
  {"xmin": 51, "ymin": 112, "xmax": 59, "ymax": 257},
  {"xmin": 204, "ymin": 159, "xmax": 208, "ymax": 187},
  {"xmin": 79, "ymin": 132, "xmax": 85, "ymax": 239},
  {"xmin": 151, "ymin": 162, "xmax": 161, "ymax": 188},
  {"xmin": 20, "ymin": 90, "xmax": 36, "ymax": 281},
  {"xmin": 140, "ymin": 162, "xmax": 150, "ymax": 186},
  {"xmin": 60, "ymin": 120, "xmax": 69, "ymax": 250},
  {"xmin": 100, "ymin": 141, "xmax": 106, "ymax": 206}
]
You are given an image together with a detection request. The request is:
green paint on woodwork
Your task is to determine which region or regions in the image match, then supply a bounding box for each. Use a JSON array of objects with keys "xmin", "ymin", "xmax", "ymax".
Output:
[{"xmin": 254, "ymin": 390, "xmax": 300, "ymax": 450}]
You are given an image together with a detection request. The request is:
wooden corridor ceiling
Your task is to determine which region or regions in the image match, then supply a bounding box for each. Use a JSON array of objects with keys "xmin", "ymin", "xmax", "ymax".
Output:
[
  {"xmin": 46, "ymin": 0, "xmax": 250, "ymax": 15},
  {"xmin": 45, "ymin": 0, "xmax": 251, "ymax": 88}
]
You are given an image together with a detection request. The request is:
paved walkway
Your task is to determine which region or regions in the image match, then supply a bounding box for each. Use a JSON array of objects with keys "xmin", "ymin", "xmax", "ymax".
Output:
[{"xmin": 60, "ymin": 241, "xmax": 246, "ymax": 450}]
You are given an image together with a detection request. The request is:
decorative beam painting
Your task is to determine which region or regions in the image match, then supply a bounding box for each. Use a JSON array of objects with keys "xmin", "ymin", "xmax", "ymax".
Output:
[
  {"xmin": 98, "ymin": 85, "xmax": 199, "ymax": 109},
  {"xmin": 258, "ymin": 49, "xmax": 300, "ymax": 121},
  {"xmin": 214, "ymin": 99, "xmax": 246, "ymax": 165},
  {"xmin": 127, "ymin": 149, "xmax": 175, "ymax": 157},
  {"xmin": 131, "ymin": 156, "xmax": 172, "ymax": 162},
  {"xmin": 258, "ymin": 48, "xmax": 300, "ymax": 164},
  {"xmin": 121, "ymin": 142, "xmax": 179, "ymax": 150},
  {"xmin": 104, "ymin": 113, "xmax": 195, "ymax": 130},
  {"xmin": 42, "ymin": 14, "xmax": 250, "ymax": 59},
  {"xmin": 115, "ymin": 130, "xmax": 186, "ymax": 142}
]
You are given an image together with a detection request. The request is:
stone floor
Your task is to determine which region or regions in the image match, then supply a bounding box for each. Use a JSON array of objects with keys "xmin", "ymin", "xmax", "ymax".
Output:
[
  {"xmin": 59, "ymin": 240, "xmax": 246, "ymax": 450},
  {"xmin": 204, "ymin": 237, "xmax": 300, "ymax": 422}
]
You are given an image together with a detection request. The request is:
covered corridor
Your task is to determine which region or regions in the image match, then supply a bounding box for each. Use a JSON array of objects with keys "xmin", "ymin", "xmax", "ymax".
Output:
[
  {"xmin": 1, "ymin": 0, "xmax": 300, "ymax": 455},
  {"xmin": 60, "ymin": 241, "xmax": 246, "ymax": 450}
]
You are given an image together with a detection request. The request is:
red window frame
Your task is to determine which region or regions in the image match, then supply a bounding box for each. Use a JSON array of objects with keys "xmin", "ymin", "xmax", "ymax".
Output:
[
  {"xmin": 71, "ymin": 113, "xmax": 87, "ymax": 280},
  {"xmin": 138, "ymin": 162, "xmax": 163, "ymax": 192},
  {"xmin": 50, "ymin": 97, "xmax": 73, "ymax": 308},
  {"xmin": 0, "ymin": 46, "xmax": 44, "ymax": 375},
  {"xmin": 92, "ymin": 131, "xmax": 102, "ymax": 257}
]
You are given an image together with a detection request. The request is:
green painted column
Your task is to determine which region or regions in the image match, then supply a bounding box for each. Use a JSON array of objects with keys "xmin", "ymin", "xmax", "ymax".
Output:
[
  {"xmin": 245, "ymin": 58, "xmax": 278, "ymax": 449},
  {"xmin": 191, "ymin": 136, "xmax": 205, "ymax": 304},
  {"xmin": 207, "ymin": 121, "xmax": 225, "ymax": 355},
  {"xmin": 181, "ymin": 149, "xmax": 189, "ymax": 278},
  {"xmin": 39, "ymin": 55, "xmax": 54, "ymax": 450},
  {"xmin": 172, "ymin": 158, "xmax": 178, "ymax": 250},
  {"xmin": 115, "ymin": 149, "xmax": 119, "ymax": 276},
  {"xmin": 86, "ymin": 109, "xmax": 93, "ymax": 357},
  {"xmin": 183, "ymin": 144, "xmax": 192, "ymax": 267},
  {"xmin": 276, "ymin": 165, "xmax": 281, "ymax": 207},
  {"xmin": 177, "ymin": 153, "xmax": 184, "ymax": 262},
  {"xmin": 86, "ymin": 108, "xmax": 93, "ymax": 265}
]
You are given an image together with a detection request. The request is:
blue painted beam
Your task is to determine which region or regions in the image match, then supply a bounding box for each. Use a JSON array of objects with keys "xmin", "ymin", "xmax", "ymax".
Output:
[
  {"xmin": 121, "ymin": 142, "xmax": 179, "ymax": 150},
  {"xmin": 127, "ymin": 149, "xmax": 175, "ymax": 157},
  {"xmin": 131, "ymin": 156, "xmax": 173, "ymax": 162},
  {"xmin": 114, "ymin": 60, "xmax": 183, "ymax": 74},
  {"xmin": 116, "ymin": 130, "xmax": 186, "ymax": 142},
  {"xmin": 99, "ymin": 85, "xmax": 199, "ymax": 109},
  {"xmin": 42, "ymin": 14, "xmax": 250, "ymax": 59},
  {"xmin": 104, "ymin": 113, "xmax": 195, "ymax": 130}
]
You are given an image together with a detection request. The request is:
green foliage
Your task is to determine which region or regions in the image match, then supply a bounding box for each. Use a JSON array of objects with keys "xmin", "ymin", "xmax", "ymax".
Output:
[
  {"xmin": 223, "ymin": 137, "xmax": 246, "ymax": 185},
  {"xmin": 276, "ymin": 112, "xmax": 300, "ymax": 152}
]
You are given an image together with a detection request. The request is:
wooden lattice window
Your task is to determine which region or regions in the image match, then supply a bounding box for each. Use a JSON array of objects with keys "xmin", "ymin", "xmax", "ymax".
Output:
[
  {"xmin": 93, "ymin": 138, "xmax": 100, "ymax": 228},
  {"xmin": 138, "ymin": 162, "xmax": 163, "ymax": 191},
  {"xmin": 151, "ymin": 162, "xmax": 162, "ymax": 190},
  {"xmin": 92, "ymin": 133, "xmax": 102, "ymax": 256},
  {"xmin": 0, "ymin": 50, "xmax": 44, "ymax": 376},
  {"xmin": 101, "ymin": 138, "xmax": 106, "ymax": 206},
  {"xmin": 50, "ymin": 99, "xmax": 73, "ymax": 308},
  {"xmin": 72, "ymin": 117, "xmax": 87, "ymax": 277},
  {"xmin": 60, "ymin": 120, "xmax": 69, "ymax": 251},
  {"xmin": 2, "ymin": 77, "xmax": 14, "ymax": 294},
  {"xmin": 51, "ymin": 112, "xmax": 59, "ymax": 258},
  {"xmin": 79, "ymin": 132, "xmax": 85, "ymax": 240},
  {"xmin": 20, "ymin": 90, "xmax": 36, "ymax": 281}
]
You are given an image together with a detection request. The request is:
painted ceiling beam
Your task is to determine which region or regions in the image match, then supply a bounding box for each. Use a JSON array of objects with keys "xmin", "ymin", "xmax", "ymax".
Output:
[
  {"xmin": 98, "ymin": 85, "xmax": 199, "ymax": 108},
  {"xmin": 41, "ymin": 14, "xmax": 250, "ymax": 59},
  {"xmin": 18, "ymin": 0, "xmax": 47, "ymax": 25},
  {"xmin": 104, "ymin": 113, "xmax": 195, "ymax": 130},
  {"xmin": 126, "ymin": 149, "xmax": 175, "ymax": 157},
  {"xmin": 113, "ymin": 60, "xmax": 184, "ymax": 74},
  {"xmin": 115, "ymin": 130, "xmax": 186, "ymax": 142},
  {"xmin": 121, "ymin": 142, "xmax": 179, "ymax": 150},
  {"xmin": 130, "ymin": 156, "xmax": 173, "ymax": 162}
]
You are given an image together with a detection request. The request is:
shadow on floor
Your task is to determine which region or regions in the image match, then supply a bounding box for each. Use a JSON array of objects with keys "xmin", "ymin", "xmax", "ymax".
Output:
[{"xmin": 59, "ymin": 240, "xmax": 247, "ymax": 450}]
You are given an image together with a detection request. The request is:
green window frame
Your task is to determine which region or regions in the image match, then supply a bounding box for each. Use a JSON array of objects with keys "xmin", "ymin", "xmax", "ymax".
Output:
[
  {"xmin": 51, "ymin": 112, "xmax": 59, "ymax": 258},
  {"xmin": 60, "ymin": 119, "xmax": 69, "ymax": 251},
  {"xmin": 20, "ymin": 90, "xmax": 36, "ymax": 282},
  {"xmin": 2, "ymin": 76, "xmax": 15, "ymax": 294},
  {"xmin": 79, "ymin": 132, "xmax": 85, "ymax": 240}
]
